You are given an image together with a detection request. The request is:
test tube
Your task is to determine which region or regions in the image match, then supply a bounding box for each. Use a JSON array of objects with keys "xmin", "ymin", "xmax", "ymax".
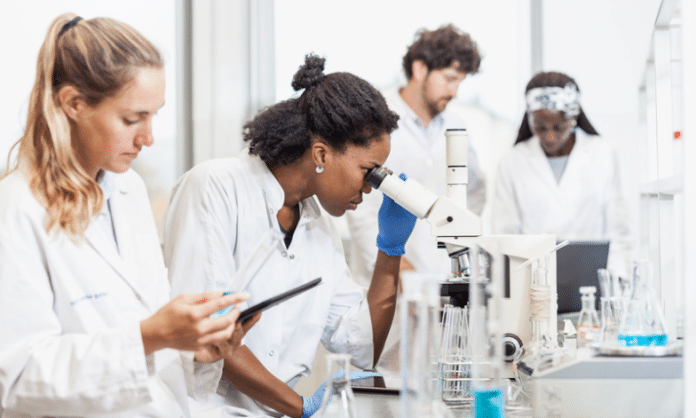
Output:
[{"xmin": 468, "ymin": 243, "xmax": 505, "ymax": 418}]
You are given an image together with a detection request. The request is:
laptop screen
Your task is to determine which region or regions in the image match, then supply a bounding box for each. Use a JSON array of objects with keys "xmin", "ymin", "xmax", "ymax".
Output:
[{"xmin": 556, "ymin": 241, "xmax": 610, "ymax": 313}]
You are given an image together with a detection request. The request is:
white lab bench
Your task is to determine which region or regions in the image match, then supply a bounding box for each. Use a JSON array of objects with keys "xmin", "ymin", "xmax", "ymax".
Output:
[
  {"xmin": 531, "ymin": 348, "xmax": 683, "ymax": 418},
  {"xmin": 352, "ymin": 348, "xmax": 683, "ymax": 418}
]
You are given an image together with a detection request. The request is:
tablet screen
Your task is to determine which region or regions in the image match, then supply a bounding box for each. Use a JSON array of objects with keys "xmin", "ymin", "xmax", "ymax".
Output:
[{"xmin": 238, "ymin": 277, "xmax": 322, "ymax": 323}]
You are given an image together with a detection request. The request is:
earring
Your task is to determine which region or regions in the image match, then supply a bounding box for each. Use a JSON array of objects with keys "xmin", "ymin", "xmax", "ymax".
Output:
[{"xmin": 316, "ymin": 165, "xmax": 324, "ymax": 174}]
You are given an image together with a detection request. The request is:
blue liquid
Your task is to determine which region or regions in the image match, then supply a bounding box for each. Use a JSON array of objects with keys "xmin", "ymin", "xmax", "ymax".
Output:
[
  {"xmin": 617, "ymin": 334, "xmax": 668, "ymax": 347},
  {"xmin": 472, "ymin": 387, "xmax": 505, "ymax": 418}
]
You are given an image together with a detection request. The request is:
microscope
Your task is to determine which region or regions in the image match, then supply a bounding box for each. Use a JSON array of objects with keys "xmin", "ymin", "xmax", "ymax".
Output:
[{"xmin": 366, "ymin": 129, "xmax": 558, "ymax": 377}]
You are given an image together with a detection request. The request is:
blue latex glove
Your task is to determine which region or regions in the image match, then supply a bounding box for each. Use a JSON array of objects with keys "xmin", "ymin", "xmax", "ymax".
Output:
[
  {"xmin": 301, "ymin": 371, "xmax": 382, "ymax": 418},
  {"xmin": 376, "ymin": 173, "xmax": 418, "ymax": 256}
]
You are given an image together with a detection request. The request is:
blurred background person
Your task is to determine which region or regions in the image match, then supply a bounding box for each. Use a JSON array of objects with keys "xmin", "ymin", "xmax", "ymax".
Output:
[
  {"xmin": 344, "ymin": 24, "xmax": 485, "ymax": 378},
  {"xmin": 346, "ymin": 24, "xmax": 486, "ymax": 284},
  {"xmin": 492, "ymin": 71, "xmax": 633, "ymax": 278}
]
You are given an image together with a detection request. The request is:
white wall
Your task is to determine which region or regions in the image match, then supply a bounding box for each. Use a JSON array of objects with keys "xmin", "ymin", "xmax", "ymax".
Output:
[
  {"xmin": 542, "ymin": 0, "xmax": 663, "ymax": 245},
  {"xmin": 275, "ymin": 0, "xmax": 531, "ymax": 123}
]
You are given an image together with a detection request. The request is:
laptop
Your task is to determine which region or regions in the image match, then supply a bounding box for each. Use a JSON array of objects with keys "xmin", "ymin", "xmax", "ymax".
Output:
[{"xmin": 556, "ymin": 241, "xmax": 610, "ymax": 313}]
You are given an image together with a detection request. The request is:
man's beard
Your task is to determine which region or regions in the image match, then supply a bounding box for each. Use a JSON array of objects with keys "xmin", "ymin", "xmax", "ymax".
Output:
[{"xmin": 425, "ymin": 96, "xmax": 451, "ymax": 119}]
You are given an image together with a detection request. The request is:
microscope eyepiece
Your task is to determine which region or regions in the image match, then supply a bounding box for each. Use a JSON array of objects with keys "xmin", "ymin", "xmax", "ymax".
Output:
[{"xmin": 365, "ymin": 166, "xmax": 393, "ymax": 189}]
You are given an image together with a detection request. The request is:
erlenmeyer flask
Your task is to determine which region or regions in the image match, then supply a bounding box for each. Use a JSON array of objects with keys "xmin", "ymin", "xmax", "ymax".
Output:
[
  {"xmin": 316, "ymin": 354, "xmax": 357, "ymax": 418},
  {"xmin": 617, "ymin": 259, "xmax": 668, "ymax": 347}
]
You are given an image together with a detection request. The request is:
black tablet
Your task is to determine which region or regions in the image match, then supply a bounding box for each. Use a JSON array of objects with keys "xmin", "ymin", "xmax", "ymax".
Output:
[{"xmin": 238, "ymin": 277, "xmax": 322, "ymax": 324}]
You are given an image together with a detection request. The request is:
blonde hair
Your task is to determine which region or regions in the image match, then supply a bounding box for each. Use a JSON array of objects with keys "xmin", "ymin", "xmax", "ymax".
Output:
[{"xmin": 6, "ymin": 13, "xmax": 163, "ymax": 238}]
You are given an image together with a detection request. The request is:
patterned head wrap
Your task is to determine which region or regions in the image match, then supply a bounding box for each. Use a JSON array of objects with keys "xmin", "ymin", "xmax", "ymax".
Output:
[{"xmin": 525, "ymin": 82, "xmax": 581, "ymax": 118}]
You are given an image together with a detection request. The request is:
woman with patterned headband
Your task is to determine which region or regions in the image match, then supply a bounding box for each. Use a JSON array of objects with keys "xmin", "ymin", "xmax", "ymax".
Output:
[{"xmin": 492, "ymin": 71, "xmax": 633, "ymax": 278}]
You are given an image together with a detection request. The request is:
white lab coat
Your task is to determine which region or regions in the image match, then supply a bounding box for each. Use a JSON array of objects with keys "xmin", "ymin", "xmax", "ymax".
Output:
[
  {"xmin": 492, "ymin": 130, "xmax": 633, "ymax": 276},
  {"xmin": 0, "ymin": 167, "xmax": 218, "ymax": 417},
  {"xmin": 162, "ymin": 152, "xmax": 374, "ymax": 417},
  {"xmin": 344, "ymin": 89, "xmax": 486, "ymax": 288}
]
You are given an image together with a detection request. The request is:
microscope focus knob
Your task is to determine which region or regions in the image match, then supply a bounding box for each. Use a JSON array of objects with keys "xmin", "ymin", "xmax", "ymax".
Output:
[{"xmin": 502, "ymin": 333, "xmax": 523, "ymax": 362}]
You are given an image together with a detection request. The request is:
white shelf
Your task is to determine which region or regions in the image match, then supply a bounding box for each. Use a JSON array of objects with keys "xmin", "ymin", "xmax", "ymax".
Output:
[{"xmin": 639, "ymin": 174, "xmax": 684, "ymax": 195}]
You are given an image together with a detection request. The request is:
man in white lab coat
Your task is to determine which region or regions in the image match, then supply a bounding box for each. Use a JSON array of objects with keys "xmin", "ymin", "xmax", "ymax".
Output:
[
  {"xmin": 492, "ymin": 71, "xmax": 633, "ymax": 278},
  {"xmin": 344, "ymin": 24, "xmax": 486, "ymax": 377}
]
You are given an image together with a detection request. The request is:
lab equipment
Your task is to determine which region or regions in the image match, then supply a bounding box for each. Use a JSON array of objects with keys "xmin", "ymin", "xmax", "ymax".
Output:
[
  {"xmin": 576, "ymin": 286, "xmax": 600, "ymax": 347},
  {"xmin": 562, "ymin": 319, "xmax": 577, "ymax": 349},
  {"xmin": 366, "ymin": 129, "xmax": 481, "ymax": 281},
  {"xmin": 315, "ymin": 354, "xmax": 358, "ymax": 418},
  {"xmin": 305, "ymin": 366, "xmax": 382, "ymax": 418},
  {"xmin": 597, "ymin": 268, "xmax": 631, "ymax": 300},
  {"xmin": 597, "ymin": 296, "xmax": 626, "ymax": 344},
  {"xmin": 236, "ymin": 277, "xmax": 322, "ymax": 324},
  {"xmin": 400, "ymin": 271, "xmax": 452, "ymax": 418},
  {"xmin": 468, "ymin": 244, "xmax": 505, "ymax": 418},
  {"xmin": 366, "ymin": 130, "xmax": 560, "ymax": 377},
  {"xmin": 617, "ymin": 259, "xmax": 668, "ymax": 347},
  {"xmin": 439, "ymin": 304, "xmax": 471, "ymax": 405},
  {"xmin": 514, "ymin": 248, "xmax": 574, "ymax": 411},
  {"xmin": 555, "ymin": 241, "xmax": 609, "ymax": 313}
]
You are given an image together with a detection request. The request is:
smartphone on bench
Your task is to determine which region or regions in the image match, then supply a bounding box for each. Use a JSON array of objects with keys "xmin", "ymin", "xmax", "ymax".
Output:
[{"xmin": 237, "ymin": 277, "xmax": 322, "ymax": 324}]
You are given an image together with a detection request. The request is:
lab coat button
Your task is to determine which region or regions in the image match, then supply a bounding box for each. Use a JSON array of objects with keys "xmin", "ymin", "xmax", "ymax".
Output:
[
  {"xmin": 282, "ymin": 251, "xmax": 288, "ymax": 257},
  {"xmin": 269, "ymin": 350, "xmax": 275, "ymax": 356},
  {"xmin": 269, "ymin": 208, "xmax": 275, "ymax": 215},
  {"xmin": 289, "ymin": 254, "xmax": 295, "ymax": 260}
]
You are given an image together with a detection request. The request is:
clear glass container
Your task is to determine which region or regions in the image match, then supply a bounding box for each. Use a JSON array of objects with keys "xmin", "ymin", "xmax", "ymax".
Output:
[
  {"xmin": 617, "ymin": 260, "xmax": 668, "ymax": 347},
  {"xmin": 468, "ymin": 245, "xmax": 505, "ymax": 418},
  {"xmin": 316, "ymin": 353, "xmax": 357, "ymax": 418},
  {"xmin": 576, "ymin": 286, "xmax": 600, "ymax": 347},
  {"xmin": 400, "ymin": 271, "xmax": 452, "ymax": 418}
]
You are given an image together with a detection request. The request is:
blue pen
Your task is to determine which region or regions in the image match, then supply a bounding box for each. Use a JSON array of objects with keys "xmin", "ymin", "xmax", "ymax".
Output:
[{"xmin": 210, "ymin": 291, "xmax": 235, "ymax": 318}]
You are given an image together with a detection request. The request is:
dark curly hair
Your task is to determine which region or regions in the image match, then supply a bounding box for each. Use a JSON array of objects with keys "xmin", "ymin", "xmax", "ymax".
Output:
[
  {"xmin": 245, "ymin": 54, "xmax": 399, "ymax": 168},
  {"xmin": 515, "ymin": 71, "xmax": 599, "ymax": 144},
  {"xmin": 402, "ymin": 24, "xmax": 481, "ymax": 79}
]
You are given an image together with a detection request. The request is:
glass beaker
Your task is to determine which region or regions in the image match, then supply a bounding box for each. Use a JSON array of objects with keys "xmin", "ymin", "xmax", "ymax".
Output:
[
  {"xmin": 400, "ymin": 271, "xmax": 452, "ymax": 418},
  {"xmin": 598, "ymin": 297, "xmax": 627, "ymax": 344},
  {"xmin": 617, "ymin": 259, "xmax": 668, "ymax": 347},
  {"xmin": 438, "ymin": 304, "xmax": 471, "ymax": 405},
  {"xmin": 316, "ymin": 353, "xmax": 357, "ymax": 418}
]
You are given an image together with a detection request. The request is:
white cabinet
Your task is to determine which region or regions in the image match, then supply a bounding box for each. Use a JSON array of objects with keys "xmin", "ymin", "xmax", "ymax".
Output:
[{"xmin": 639, "ymin": 0, "xmax": 696, "ymax": 415}]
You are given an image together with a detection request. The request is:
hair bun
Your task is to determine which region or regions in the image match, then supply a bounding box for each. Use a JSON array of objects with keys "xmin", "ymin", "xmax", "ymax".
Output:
[{"xmin": 291, "ymin": 53, "xmax": 326, "ymax": 91}]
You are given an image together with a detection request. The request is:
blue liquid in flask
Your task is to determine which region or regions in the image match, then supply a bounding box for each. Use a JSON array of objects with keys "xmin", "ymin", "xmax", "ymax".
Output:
[
  {"xmin": 472, "ymin": 386, "xmax": 505, "ymax": 418},
  {"xmin": 617, "ymin": 333, "xmax": 668, "ymax": 347}
]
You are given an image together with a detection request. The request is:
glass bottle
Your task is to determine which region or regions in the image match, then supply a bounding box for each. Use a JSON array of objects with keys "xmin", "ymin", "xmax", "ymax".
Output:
[
  {"xmin": 316, "ymin": 353, "xmax": 357, "ymax": 418},
  {"xmin": 576, "ymin": 286, "xmax": 600, "ymax": 347}
]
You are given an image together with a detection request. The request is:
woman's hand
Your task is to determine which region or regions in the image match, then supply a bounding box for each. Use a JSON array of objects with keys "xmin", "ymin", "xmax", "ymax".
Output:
[
  {"xmin": 140, "ymin": 291, "xmax": 250, "ymax": 356},
  {"xmin": 194, "ymin": 312, "xmax": 262, "ymax": 363}
]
